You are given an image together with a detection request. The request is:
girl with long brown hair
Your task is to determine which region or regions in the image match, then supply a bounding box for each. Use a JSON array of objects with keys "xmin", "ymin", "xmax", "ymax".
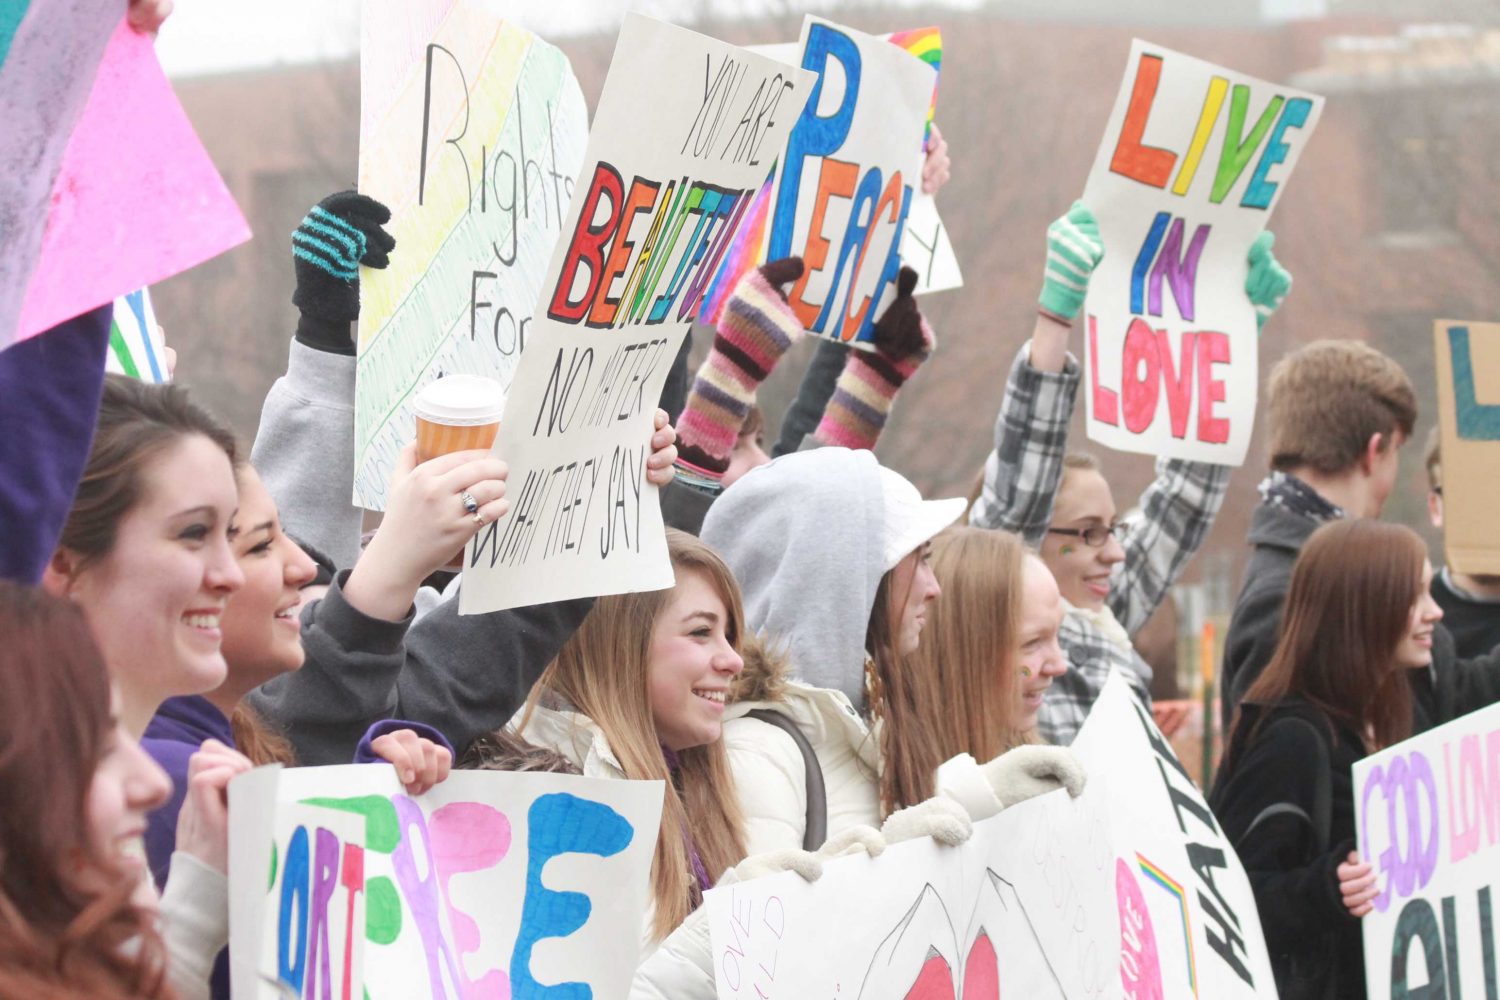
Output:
[
  {"xmin": 698, "ymin": 449, "xmax": 1085, "ymax": 857},
  {"xmin": 911, "ymin": 526, "xmax": 1069, "ymax": 761},
  {"xmin": 1209, "ymin": 518, "xmax": 1443, "ymax": 999},
  {"xmin": 512, "ymin": 529, "xmax": 749, "ymax": 945},
  {"xmin": 0, "ymin": 581, "xmax": 176, "ymax": 999}
]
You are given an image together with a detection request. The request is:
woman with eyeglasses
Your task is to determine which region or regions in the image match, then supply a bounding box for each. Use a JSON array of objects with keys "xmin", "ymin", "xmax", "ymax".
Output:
[{"xmin": 964, "ymin": 202, "xmax": 1296, "ymax": 743}]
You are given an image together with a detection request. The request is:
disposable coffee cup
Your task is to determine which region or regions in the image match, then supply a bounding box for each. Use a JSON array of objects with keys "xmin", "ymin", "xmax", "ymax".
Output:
[{"xmin": 412, "ymin": 375, "xmax": 505, "ymax": 463}]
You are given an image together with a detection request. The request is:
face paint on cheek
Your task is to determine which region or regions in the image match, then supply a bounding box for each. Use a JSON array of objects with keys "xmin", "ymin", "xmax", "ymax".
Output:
[
  {"xmin": 1021, "ymin": 666, "xmax": 1032, "ymax": 678},
  {"xmin": 1060, "ymin": 545, "xmax": 1075, "ymax": 556}
]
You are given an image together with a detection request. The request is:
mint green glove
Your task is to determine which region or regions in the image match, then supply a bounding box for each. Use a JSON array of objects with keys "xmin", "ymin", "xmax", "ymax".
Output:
[
  {"xmin": 1246, "ymin": 230, "xmax": 1292, "ymax": 332},
  {"xmin": 1038, "ymin": 200, "xmax": 1105, "ymax": 323}
]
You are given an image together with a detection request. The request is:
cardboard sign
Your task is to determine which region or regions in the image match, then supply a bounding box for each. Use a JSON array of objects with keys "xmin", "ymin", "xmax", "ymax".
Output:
[
  {"xmin": 1354, "ymin": 700, "xmax": 1500, "ymax": 997},
  {"xmin": 457, "ymin": 14, "xmax": 813, "ymax": 614},
  {"xmin": 1081, "ymin": 40, "xmax": 1323, "ymax": 466},
  {"xmin": 708, "ymin": 676, "xmax": 1275, "ymax": 999},
  {"xmin": 765, "ymin": 17, "xmax": 936, "ymax": 346},
  {"xmin": 1433, "ymin": 320, "xmax": 1500, "ymax": 576},
  {"xmin": 706, "ymin": 789, "xmax": 1112, "ymax": 1000},
  {"xmin": 229, "ymin": 764, "xmax": 664, "ymax": 1000},
  {"xmin": 353, "ymin": 0, "xmax": 589, "ymax": 508},
  {"xmin": 106, "ymin": 288, "xmax": 168, "ymax": 383},
  {"xmin": 8, "ymin": 16, "xmax": 250, "ymax": 347}
]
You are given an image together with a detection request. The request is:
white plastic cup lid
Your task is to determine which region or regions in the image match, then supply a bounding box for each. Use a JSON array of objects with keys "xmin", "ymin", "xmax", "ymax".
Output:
[{"xmin": 412, "ymin": 375, "xmax": 506, "ymax": 426}]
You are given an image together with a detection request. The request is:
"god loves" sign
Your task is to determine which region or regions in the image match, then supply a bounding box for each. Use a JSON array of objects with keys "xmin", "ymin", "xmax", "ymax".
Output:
[{"xmin": 1355, "ymin": 701, "xmax": 1500, "ymax": 998}]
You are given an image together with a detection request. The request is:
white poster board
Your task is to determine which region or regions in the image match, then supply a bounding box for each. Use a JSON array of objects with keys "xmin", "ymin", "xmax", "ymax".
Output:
[
  {"xmin": 709, "ymin": 676, "xmax": 1275, "ymax": 998},
  {"xmin": 354, "ymin": 0, "xmax": 589, "ymax": 508},
  {"xmin": 765, "ymin": 16, "xmax": 936, "ymax": 347},
  {"xmin": 229, "ymin": 764, "xmax": 664, "ymax": 1000},
  {"xmin": 706, "ymin": 788, "xmax": 1112, "ymax": 999},
  {"xmin": 1070, "ymin": 675, "xmax": 1277, "ymax": 997},
  {"xmin": 1081, "ymin": 39, "xmax": 1323, "ymax": 466},
  {"xmin": 458, "ymin": 14, "xmax": 813, "ymax": 613},
  {"xmin": 1354, "ymin": 700, "xmax": 1500, "ymax": 997}
]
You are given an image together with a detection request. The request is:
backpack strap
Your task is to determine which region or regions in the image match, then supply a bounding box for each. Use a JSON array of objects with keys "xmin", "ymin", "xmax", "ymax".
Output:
[
  {"xmin": 1243, "ymin": 716, "xmax": 1332, "ymax": 853},
  {"xmin": 744, "ymin": 708, "xmax": 828, "ymax": 851}
]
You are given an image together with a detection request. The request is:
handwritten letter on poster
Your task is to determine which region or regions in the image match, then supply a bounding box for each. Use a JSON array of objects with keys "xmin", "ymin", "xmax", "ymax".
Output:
[{"xmin": 1082, "ymin": 40, "xmax": 1323, "ymax": 466}]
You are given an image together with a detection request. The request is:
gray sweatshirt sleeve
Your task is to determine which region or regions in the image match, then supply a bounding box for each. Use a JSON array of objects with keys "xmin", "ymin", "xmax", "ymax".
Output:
[
  {"xmin": 247, "ymin": 571, "xmax": 593, "ymax": 765},
  {"xmin": 249, "ymin": 340, "xmax": 363, "ymax": 570}
]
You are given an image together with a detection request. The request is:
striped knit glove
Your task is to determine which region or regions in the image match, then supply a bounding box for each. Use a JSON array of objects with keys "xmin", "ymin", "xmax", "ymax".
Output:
[
  {"xmin": 291, "ymin": 190, "xmax": 396, "ymax": 355},
  {"xmin": 1245, "ymin": 230, "xmax": 1291, "ymax": 332},
  {"xmin": 675, "ymin": 257, "xmax": 805, "ymax": 482},
  {"xmin": 814, "ymin": 267, "xmax": 934, "ymax": 451},
  {"xmin": 1037, "ymin": 200, "xmax": 1104, "ymax": 324}
]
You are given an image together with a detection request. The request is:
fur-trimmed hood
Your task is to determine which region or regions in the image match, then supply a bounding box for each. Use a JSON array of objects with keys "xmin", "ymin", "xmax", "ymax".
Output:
[{"xmin": 728, "ymin": 634, "xmax": 793, "ymax": 706}]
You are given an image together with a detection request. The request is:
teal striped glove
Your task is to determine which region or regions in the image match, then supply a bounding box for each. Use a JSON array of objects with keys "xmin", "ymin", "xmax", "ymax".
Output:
[
  {"xmin": 291, "ymin": 190, "xmax": 396, "ymax": 355},
  {"xmin": 1246, "ymin": 230, "xmax": 1291, "ymax": 332},
  {"xmin": 1038, "ymin": 200, "xmax": 1104, "ymax": 324}
]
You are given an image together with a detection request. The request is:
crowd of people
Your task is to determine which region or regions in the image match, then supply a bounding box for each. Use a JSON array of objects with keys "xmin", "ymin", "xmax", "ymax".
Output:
[{"xmin": 4, "ymin": 6, "xmax": 1499, "ymax": 1000}]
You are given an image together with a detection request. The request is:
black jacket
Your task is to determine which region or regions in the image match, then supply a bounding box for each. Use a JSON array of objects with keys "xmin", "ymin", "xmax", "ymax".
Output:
[
  {"xmin": 1220, "ymin": 500, "xmax": 1500, "ymax": 734},
  {"xmin": 1210, "ymin": 700, "xmax": 1366, "ymax": 999}
]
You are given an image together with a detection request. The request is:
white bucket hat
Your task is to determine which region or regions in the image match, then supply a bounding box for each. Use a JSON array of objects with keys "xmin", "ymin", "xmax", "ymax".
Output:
[{"xmin": 877, "ymin": 465, "xmax": 967, "ymax": 571}]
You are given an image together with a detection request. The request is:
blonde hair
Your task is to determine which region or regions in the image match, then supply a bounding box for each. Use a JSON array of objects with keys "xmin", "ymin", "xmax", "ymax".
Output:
[
  {"xmin": 910, "ymin": 527, "xmax": 1035, "ymax": 764},
  {"xmin": 520, "ymin": 530, "xmax": 747, "ymax": 940}
]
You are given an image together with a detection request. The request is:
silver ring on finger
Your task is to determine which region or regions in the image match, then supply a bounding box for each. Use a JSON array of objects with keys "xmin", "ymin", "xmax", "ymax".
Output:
[{"xmin": 460, "ymin": 490, "xmax": 479, "ymax": 515}]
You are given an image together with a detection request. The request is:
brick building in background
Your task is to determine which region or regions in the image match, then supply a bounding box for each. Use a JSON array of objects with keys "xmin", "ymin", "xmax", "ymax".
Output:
[{"xmin": 156, "ymin": 9, "xmax": 1500, "ymax": 706}]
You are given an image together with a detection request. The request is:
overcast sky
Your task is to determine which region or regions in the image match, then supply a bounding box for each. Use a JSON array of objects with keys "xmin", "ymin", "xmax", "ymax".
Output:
[{"xmin": 152, "ymin": 0, "xmax": 990, "ymax": 77}]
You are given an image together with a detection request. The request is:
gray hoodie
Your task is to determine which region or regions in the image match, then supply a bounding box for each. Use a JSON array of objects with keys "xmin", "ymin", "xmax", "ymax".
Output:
[{"xmin": 701, "ymin": 448, "xmax": 886, "ymax": 709}]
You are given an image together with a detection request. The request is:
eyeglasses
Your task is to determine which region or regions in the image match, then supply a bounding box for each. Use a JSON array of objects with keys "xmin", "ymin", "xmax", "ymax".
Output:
[{"xmin": 1046, "ymin": 524, "xmax": 1120, "ymax": 548}]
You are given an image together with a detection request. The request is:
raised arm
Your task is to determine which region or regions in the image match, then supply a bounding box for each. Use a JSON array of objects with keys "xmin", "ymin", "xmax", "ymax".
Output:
[
  {"xmin": 967, "ymin": 203, "xmax": 1101, "ymax": 544},
  {"xmin": 250, "ymin": 191, "xmax": 396, "ymax": 570}
]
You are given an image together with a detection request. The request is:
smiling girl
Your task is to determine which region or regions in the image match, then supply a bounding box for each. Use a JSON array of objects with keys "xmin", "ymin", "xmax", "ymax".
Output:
[
  {"xmin": 512, "ymin": 529, "xmax": 748, "ymax": 946},
  {"xmin": 910, "ymin": 527, "xmax": 1069, "ymax": 759},
  {"xmin": 1210, "ymin": 519, "xmax": 1443, "ymax": 998},
  {"xmin": 0, "ymin": 582, "xmax": 183, "ymax": 998}
]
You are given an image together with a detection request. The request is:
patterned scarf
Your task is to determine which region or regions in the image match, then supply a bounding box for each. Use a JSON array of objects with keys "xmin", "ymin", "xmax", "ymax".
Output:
[{"xmin": 1257, "ymin": 471, "xmax": 1345, "ymax": 524}]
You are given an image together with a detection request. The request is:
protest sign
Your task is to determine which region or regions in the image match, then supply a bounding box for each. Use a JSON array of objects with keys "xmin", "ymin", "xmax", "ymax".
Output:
[
  {"xmin": 15, "ymin": 18, "xmax": 250, "ymax": 344},
  {"xmin": 107, "ymin": 288, "xmax": 168, "ymax": 382},
  {"xmin": 762, "ymin": 18, "xmax": 937, "ymax": 346},
  {"xmin": 708, "ymin": 676, "xmax": 1274, "ymax": 999},
  {"xmin": 1071, "ymin": 675, "xmax": 1276, "ymax": 997},
  {"xmin": 1433, "ymin": 320, "xmax": 1500, "ymax": 576},
  {"xmin": 353, "ymin": 0, "xmax": 590, "ymax": 508},
  {"xmin": 229, "ymin": 764, "xmax": 664, "ymax": 1000},
  {"xmin": 1, "ymin": 12, "xmax": 249, "ymax": 348},
  {"xmin": 706, "ymin": 788, "xmax": 1112, "ymax": 1000},
  {"xmin": 1354, "ymin": 700, "xmax": 1500, "ymax": 997},
  {"xmin": 697, "ymin": 25, "xmax": 957, "ymax": 329},
  {"xmin": 0, "ymin": 0, "xmax": 118, "ymax": 349},
  {"xmin": 457, "ymin": 14, "xmax": 813, "ymax": 614},
  {"xmin": 1081, "ymin": 40, "xmax": 1323, "ymax": 466}
]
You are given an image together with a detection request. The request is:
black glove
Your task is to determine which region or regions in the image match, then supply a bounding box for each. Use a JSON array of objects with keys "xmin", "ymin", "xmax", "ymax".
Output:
[{"xmin": 291, "ymin": 190, "xmax": 396, "ymax": 355}]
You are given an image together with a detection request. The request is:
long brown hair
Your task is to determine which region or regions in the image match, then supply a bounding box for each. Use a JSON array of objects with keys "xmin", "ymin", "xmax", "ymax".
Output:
[
  {"xmin": 909, "ymin": 527, "xmax": 1033, "ymax": 764},
  {"xmin": 1237, "ymin": 519, "xmax": 1425, "ymax": 755},
  {"xmin": 520, "ymin": 530, "xmax": 747, "ymax": 941},
  {"xmin": 59, "ymin": 375, "xmax": 237, "ymax": 571},
  {"xmin": 0, "ymin": 583, "xmax": 173, "ymax": 999},
  {"xmin": 867, "ymin": 562, "xmax": 943, "ymax": 817}
]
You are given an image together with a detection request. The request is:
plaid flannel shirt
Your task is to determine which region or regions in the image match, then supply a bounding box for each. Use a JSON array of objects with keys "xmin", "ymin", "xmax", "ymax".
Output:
[{"xmin": 969, "ymin": 345, "xmax": 1232, "ymax": 744}]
